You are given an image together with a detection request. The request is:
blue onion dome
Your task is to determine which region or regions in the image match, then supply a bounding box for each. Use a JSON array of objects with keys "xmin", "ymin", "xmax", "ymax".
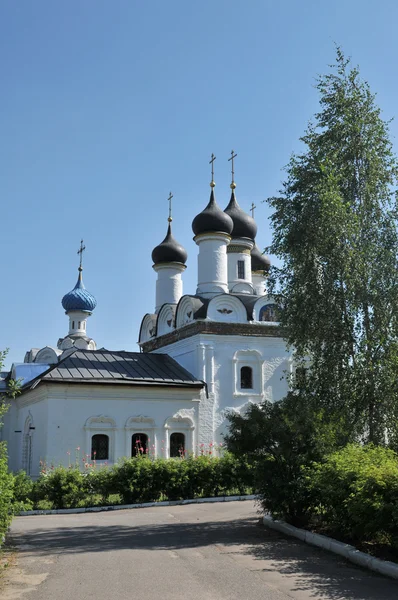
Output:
[
  {"xmin": 224, "ymin": 190, "xmax": 257, "ymax": 241},
  {"xmin": 61, "ymin": 269, "xmax": 97, "ymax": 312},
  {"xmin": 192, "ymin": 188, "xmax": 234, "ymax": 236},
  {"xmin": 152, "ymin": 223, "xmax": 187, "ymax": 265},
  {"xmin": 251, "ymin": 244, "xmax": 271, "ymax": 272}
]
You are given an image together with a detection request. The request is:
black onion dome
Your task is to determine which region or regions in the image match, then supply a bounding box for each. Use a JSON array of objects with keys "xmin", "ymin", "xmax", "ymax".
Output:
[
  {"xmin": 251, "ymin": 244, "xmax": 271, "ymax": 272},
  {"xmin": 152, "ymin": 223, "xmax": 187, "ymax": 265},
  {"xmin": 224, "ymin": 190, "xmax": 258, "ymax": 240},
  {"xmin": 192, "ymin": 189, "xmax": 234, "ymax": 236}
]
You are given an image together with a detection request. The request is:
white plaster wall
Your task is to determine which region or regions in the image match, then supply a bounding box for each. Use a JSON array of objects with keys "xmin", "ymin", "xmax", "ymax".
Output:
[
  {"xmin": 153, "ymin": 333, "xmax": 291, "ymax": 444},
  {"xmin": 4, "ymin": 384, "xmax": 202, "ymax": 473},
  {"xmin": 195, "ymin": 234, "xmax": 230, "ymax": 296},
  {"xmin": 153, "ymin": 264, "xmax": 185, "ymax": 312},
  {"xmin": 252, "ymin": 273, "xmax": 267, "ymax": 296},
  {"xmin": 227, "ymin": 251, "xmax": 253, "ymax": 290}
]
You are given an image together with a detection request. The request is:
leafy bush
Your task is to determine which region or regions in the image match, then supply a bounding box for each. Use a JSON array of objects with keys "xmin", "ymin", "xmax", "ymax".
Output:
[
  {"xmin": 11, "ymin": 470, "xmax": 34, "ymax": 511},
  {"xmin": 225, "ymin": 396, "xmax": 340, "ymax": 526},
  {"xmin": 33, "ymin": 467, "xmax": 86, "ymax": 509},
  {"xmin": 311, "ymin": 444, "xmax": 398, "ymax": 546},
  {"xmin": 24, "ymin": 454, "xmax": 252, "ymax": 510},
  {"xmin": 0, "ymin": 442, "xmax": 14, "ymax": 542}
]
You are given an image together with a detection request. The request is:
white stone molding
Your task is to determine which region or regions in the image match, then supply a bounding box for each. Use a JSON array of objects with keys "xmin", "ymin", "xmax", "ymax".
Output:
[
  {"xmin": 163, "ymin": 412, "xmax": 195, "ymax": 457},
  {"xmin": 232, "ymin": 349, "xmax": 264, "ymax": 397},
  {"xmin": 84, "ymin": 415, "xmax": 116, "ymax": 464},
  {"xmin": 157, "ymin": 303, "xmax": 176, "ymax": 337},
  {"xmin": 207, "ymin": 295, "xmax": 247, "ymax": 323},
  {"xmin": 22, "ymin": 412, "xmax": 34, "ymax": 476},
  {"xmin": 35, "ymin": 346, "xmax": 61, "ymax": 364},
  {"xmin": 138, "ymin": 313, "xmax": 158, "ymax": 344},
  {"xmin": 175, "ymin": 296, "xmax": 195, "ymax": 329},
  {"xmin": 124, "ymin": 416, "xmax": 155, "ymax": 458}
]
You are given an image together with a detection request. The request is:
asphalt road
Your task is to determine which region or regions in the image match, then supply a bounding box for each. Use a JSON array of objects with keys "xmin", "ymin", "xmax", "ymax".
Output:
[{"xmin": 2, "ymin": 500, "xmax": 398, "ymax": 600}]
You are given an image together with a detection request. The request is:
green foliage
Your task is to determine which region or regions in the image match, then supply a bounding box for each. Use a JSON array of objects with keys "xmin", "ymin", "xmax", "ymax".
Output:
[
  {"xmin": 26, "ymin": 454, "xmax": 252, "ymax": 510},
  {"xmin": 225, "ymin": 396, "xmax": 340, "ymax": 526},
  {"xmin": 11, "ymin": 471, "xmax": 34, "ymax": 512},
  {"xmin": 311, "ymin": 444, "xmax": 398, "ymax": 546},
  {"xmin": 0, "ymin": 443, "xmax": 14, "ymax": 542},
  {"xmin": 33, "ymin": 467, "xmax": 86, "ymax": 509},
  {"xmin": 266, "ymin": 48, "xmax": 398, "ymax": 444}
]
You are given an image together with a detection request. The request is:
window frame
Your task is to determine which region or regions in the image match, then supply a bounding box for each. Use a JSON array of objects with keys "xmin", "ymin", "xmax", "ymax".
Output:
[
  {"xmin": 91, "ymin": 433, "xmax": 109, "ymax": 461},
  {"xmin": 237, "ymin": 260, "xmax": 245, "ymax": 280}
]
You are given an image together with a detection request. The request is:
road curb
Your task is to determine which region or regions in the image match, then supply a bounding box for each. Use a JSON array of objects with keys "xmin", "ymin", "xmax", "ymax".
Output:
[
  {"xmin": 263, "ymin": 514, "xmax": 398, "ymax": 580},
  {"xmin": 18, "ymin": 494, "xmax": 257, "ymax": 516}
]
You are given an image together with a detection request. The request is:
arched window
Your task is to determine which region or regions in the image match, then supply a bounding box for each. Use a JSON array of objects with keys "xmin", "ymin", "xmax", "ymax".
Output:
[
  {"xmin": 78, "ymin": 321, "xmax": 81, "ymax": 329},
  {"xmin": 170, "ymin": 432, "xmax": 185, "ymax": 458},
  {"xmin": 91, "ymin": 434, "xmax": 109, "ymax": 460},
  {"xmin": 259, "ymin": 304, "xmax": 278, "ymax": 322},
  {"xmin": 72, "ymin": 321, "xmax": 75, "ymax": 329},
  {"xmin": 240, "ymin": 366, "xmax": 253, "ymax": 389},
  {"xmin": 132, "ymin": 433, "xmax": 148, "ymax": 456}
]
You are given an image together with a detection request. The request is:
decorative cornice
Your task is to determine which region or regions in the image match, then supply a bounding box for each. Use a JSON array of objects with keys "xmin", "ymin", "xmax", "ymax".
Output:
[
  {"xmin": 227, "ymin": 246, "xmax": 251, "ymax": 254},
  {"xmin": 140, "ymin": 320, "xmax": 283, "ymax": 352}
]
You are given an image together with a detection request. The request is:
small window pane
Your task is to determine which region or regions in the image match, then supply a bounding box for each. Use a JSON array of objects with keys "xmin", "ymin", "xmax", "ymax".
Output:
[
  {"xmin": 91, "ymin": 434, "xmax": 109, "ymax": 460},
  {"xmin": 237, "ymin": 260, "xmax": 245, "ymax": 279},
  {"xmin": 132, "ymin": 433, "xmax": 148, "ymax": 456},
  {"xmin": 240, "ymin": 366, "xmax": 253, "ymax": 389},
  {"xmin": 170, "ymin": 432, "xmax": 185, "ymax": 458}
]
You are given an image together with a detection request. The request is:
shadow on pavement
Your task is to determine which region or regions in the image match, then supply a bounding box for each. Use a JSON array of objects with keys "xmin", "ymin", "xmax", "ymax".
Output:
[{"xmin": 10, "ymin": 514, "xmax": 398, "ymax": 599}]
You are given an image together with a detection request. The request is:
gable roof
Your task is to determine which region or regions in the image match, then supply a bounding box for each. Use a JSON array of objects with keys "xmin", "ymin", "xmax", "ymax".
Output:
[{"xmin": 25, "ymin": 349, "xmax": 204, "ymax": 391}]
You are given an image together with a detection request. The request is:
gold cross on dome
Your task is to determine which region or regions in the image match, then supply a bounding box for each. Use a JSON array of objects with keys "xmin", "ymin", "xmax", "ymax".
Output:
[
  {"xmin": 228, "ymin": 150, "xmax": 237, "ymax": 187},
  {"xmin": 209, "ymin": 153, "xmax": 216, "ymax": 187},
  {"xmin": 167, "ymin": 191, "xmax": 173, "ymax": 222},
  {"xmin": 77, "ymin": 239, "xmax": 86, "ymax": 270}
]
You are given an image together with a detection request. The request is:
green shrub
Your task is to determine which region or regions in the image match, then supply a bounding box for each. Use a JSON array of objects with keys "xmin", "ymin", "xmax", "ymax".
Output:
[
  {"xmin": 0, "ymin": 442, "xmax": 13, "ymax": 542},
  {"xmin": 11, "ymin": 470, "xmax": 34, "ymax": 511},
  {"xmin": 17, "ymin": 455, "xmax": 253, "ymax": 510},
  {"xmin": 32, "ymin": 467, "xmax": 86, "ymax": 509},
  {"xmin": 311, "ymin": 444, "xmax": 398, "ymax": 546}
]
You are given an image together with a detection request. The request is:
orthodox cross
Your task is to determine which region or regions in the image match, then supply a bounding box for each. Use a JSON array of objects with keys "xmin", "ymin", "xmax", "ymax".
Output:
[
  {"xmin": 167, "ymin": 191, "xmax": 173, "ymax": 222},
  {"xmin": 250, "ymin": 202, "xmax": 256, "ymax": 219},
  {"xmin": 77, "ymin": 239, "xmax": 86, "ymax": 270},
  {"xmin": 228, "ymin": 150, "xmax": 237, "ymax": 186},
  {"xmin": 209, "ymin": 153, "xmax": 216, "ymax": 187}
]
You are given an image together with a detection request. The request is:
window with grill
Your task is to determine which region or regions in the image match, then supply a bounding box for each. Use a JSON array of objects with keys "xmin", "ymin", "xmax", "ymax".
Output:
[
  {"xmin": 240, "ymin": 366, "xmax": 253, "ymax": 389},
  {"xmin": 237, "ymin": 260, "xmax": 245, "ymax": 279},
  {"xmin": 91, "ymin": 434, "xmax": 109, "ymax": 460},
  {"xmin": 170, "ymin": 432, "xmax": 185, "ymax": 458},
  {"xmin": 132, "ymin": 433, "xmax": 148, "ymax": 456}
]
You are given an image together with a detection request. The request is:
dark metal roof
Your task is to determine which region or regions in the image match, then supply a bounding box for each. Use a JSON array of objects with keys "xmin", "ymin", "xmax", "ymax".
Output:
[{"xmin": 26, "ymin": 349, "xmax": 204, "ymax": 390}]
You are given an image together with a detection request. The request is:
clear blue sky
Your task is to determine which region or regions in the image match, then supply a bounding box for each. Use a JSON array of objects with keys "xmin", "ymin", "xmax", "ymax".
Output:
[{"xmin": 1, "ymin": 0, "xmax": 397, "ymax": 368}]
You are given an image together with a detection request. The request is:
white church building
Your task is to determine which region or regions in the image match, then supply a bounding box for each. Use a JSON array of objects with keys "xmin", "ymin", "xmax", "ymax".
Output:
[{"xmin": 1, "ymin": 161, "xmax": 291, "ymax": 477}]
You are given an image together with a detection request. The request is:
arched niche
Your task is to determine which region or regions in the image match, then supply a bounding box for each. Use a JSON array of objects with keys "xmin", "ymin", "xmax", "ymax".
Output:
[
  {"xmin": 124, "ymin": 416, "xmax": 155, "ymax": 458},
  {"xmin": 84, "ymin": 415, "xmax": 116, "ymax": 463},
  {"xmin": 156, "ymin": 303, "xmax": 176, "ymax": 337},
  {"xmin": 175, "ymin": 295, "xmax": 196, "ymax": 329},
  {"xmin": 138, "ymin": 313, "xmax": 158, "ymax": 343},
  {"xmin": 207, "ymin": 295, "xmax": 247, "ymax": 323},
  {"xmin": 232, "ymin": 349, "xmax": 264, "ymax": 397},
  {"xmin": 35, "ymin": 346, "xmax": 61, "ymax": 364},
  {"xmin": 163, "ymin": 413, "xmax": 195, "ymax": 458},
  {"xmin": 253, "ymin": 297, "xmax": 280, "ymax": 324}
]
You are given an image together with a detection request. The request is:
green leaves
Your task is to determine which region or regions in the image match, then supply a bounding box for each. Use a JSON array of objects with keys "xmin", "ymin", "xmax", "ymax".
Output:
[{"xmin": 267, "ymin": 48, "xmax": 398, "ymax": 444}]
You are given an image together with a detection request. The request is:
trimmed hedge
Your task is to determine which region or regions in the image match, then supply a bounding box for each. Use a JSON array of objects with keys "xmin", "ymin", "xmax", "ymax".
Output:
[{"xmin": 27, "ymin": 454, "xmax": 253, "ymax": 510}]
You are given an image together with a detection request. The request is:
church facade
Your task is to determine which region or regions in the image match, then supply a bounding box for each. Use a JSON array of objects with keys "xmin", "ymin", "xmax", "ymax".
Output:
[{"xmin": 1, "ymin": 162, "xmax": 291, "ymax": 477}]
